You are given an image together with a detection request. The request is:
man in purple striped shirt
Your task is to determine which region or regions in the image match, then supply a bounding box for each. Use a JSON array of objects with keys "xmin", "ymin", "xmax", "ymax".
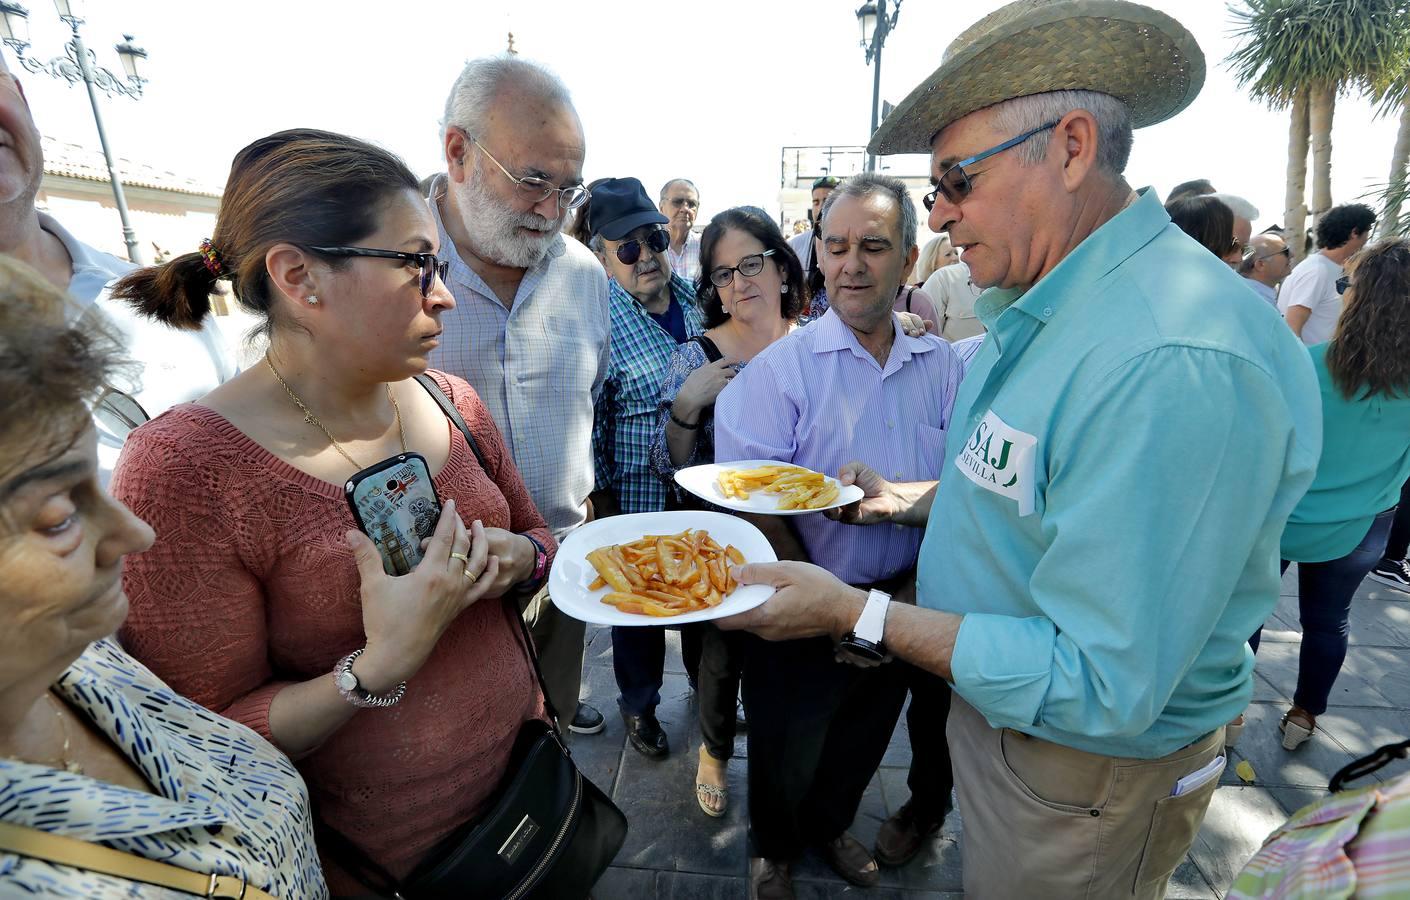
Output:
[{"xmin": 715, "ymin": 172, "xmax": 964, "ymax": 899}]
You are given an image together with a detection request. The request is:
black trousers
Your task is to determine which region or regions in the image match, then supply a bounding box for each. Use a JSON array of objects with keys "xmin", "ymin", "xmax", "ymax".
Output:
[
  {"xmin": 902, "ymin": 662, "xmax": 956, "ymax": 823},
  {"xmin": 698, "ymin": 624, "xmax": 745, "ymax": 760},
  {"xmin": 742, "ymin": 633, "xmax": 909, "ymax": 860},
  {"xmin": 1384, "ymin": 477, "xmax": 1410, "ymax": 562}
]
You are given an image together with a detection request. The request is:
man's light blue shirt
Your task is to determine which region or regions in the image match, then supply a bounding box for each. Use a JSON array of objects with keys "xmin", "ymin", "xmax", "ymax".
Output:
[{"xmin": 917, "ymin": 188, "xmax": 1322, "ymax": 759}]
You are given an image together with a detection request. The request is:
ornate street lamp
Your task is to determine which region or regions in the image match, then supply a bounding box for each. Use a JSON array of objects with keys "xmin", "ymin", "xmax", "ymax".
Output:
[
  {"xmin": 856, "ymin": 0, "xmax": 901, "ymax": 172},
  {"xmin": 1, "ymin": 1, "xmax": 149, "ymax": 262}
]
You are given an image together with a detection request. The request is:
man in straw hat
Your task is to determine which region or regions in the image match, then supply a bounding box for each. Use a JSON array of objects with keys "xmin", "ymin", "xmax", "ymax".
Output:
[{"xmin": 719, "ymin": 1, "xmax": 1321, "ymax": 896}]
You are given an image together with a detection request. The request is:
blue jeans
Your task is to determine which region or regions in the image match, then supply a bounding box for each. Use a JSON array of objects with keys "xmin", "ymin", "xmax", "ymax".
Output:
[{"xmin": 1250, "ymin": 507, "xmax": 1396, "ymax": 715}]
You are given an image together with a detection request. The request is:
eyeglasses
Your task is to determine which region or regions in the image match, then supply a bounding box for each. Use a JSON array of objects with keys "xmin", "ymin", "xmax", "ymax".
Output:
[
  {"xmin": 308, "ymin": 246, "xmax": 450, "ymax": 298},
  {"xmin": 469, "ymin": 135, "xmax": 589, "ymax": 211},
  {"xmin": 668, "ymin": 197, "xmax": 699, "ymax": 210},
  {"xmin": 922, "ymin": 120, "xmax": 1061, "ymax": 211},
  {"xmin": 709, "ymin": 249, "xmax": 776, "ymax": 287},
  {"xmin": 614, "ymin": 228, "xmax": 671, "ymax": 265}
]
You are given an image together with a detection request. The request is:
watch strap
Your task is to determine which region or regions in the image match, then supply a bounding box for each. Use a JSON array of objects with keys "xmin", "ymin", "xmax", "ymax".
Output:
[
  {"xmin": 334, "ymin": 648, "xmax": 407, "ymax": 709},
  {"xmin": 853, "ymin": 589, "xmax": 891, "ymax": 645}
]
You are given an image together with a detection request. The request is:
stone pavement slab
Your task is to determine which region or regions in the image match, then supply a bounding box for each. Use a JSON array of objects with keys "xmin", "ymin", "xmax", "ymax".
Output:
[{"xmin": 569, "ymin": 570, "xmax": 1410, "ymax": 898}]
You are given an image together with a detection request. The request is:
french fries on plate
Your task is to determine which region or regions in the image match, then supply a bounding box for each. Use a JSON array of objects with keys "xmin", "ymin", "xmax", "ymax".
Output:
[
  {"xmin": 586, "ymin": 528, "xmax": 746, "ymax": 617},
  {"xmin": 716, "ymin": 464, "xmax": 841, "ymax": 510}
]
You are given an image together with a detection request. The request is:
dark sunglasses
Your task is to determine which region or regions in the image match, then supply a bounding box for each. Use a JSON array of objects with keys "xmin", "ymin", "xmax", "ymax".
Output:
[
  {"xmin": 709, "ymin": 249, "xmax": 776, "ymax": 288},
  {"xmin": 1336, "ymin": 275, "xmax": 1351, "ymax": 295},
  {"xmin": 308, "ymin": 245, "xmax": 449, "ymax": 298},
  {"xmin": 614, "ymin": 228, "xmax": 670, "ymax": 265},
  {"xmin": 1254, "ymin": 246, "xmax": 1292, "ymax": 261},
  {"xmin": 923, "ymin": 120, "xmax": 1060, "ymax": 212}
]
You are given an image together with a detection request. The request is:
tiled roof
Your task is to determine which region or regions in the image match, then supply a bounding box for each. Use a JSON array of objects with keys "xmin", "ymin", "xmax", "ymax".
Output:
[{"xmin": 41, "ymin": 135, "xmax": 221, "ymax": 198}]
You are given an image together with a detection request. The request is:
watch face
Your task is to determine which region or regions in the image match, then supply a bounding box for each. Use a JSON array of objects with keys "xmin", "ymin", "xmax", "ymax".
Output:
[
  {"xmin": 335, "ymin": 670, "xmax": 358, "ymax": 693},
  {"xmin": 839, "ymin": 634, "xmax": 886, "ymax": 663}
]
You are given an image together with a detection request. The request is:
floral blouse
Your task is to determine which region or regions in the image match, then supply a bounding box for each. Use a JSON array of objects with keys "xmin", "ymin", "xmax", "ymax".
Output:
[
  {"xmin": 0, "ymin": 638, "xmax": 327, "ymax": 899},
  {"xmin": 648, "ymin": 338, "xmax": 747, "ymax": 500}
]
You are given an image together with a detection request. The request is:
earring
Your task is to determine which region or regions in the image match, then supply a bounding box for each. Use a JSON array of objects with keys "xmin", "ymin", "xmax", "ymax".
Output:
[
  {"xmin": 780, "ymin": 284, "xmax": 789, "ymax": 293},
  {"xmin": 306, "ymin": 295, "xmax": 318, "ymax": 305}
]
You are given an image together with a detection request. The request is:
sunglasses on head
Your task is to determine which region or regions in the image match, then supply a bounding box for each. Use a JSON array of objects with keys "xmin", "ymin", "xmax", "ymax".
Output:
[
  {"xmin": 709, "ymin": 249, "xmax": 776, "ymax": 288},
  {"xmin": 923, "ymin": 120, "xmax": 1060, "ymax": 212},
  {"xmin": 309, "ymin": 245, "xmax": 449, "ymax": 298},
  {"xmin": 614, "ymin": 228, "xmax": 670, "ymax": 265}
]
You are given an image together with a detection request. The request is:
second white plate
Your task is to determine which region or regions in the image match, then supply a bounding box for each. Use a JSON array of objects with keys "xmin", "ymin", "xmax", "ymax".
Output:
[{"xmin": 674, "ymin": 460, "xmax": 864, "ymax": 516}]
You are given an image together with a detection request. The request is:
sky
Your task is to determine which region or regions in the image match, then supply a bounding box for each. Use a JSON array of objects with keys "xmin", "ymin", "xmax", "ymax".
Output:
[{"xmin": 11, "ymin": 0, "xmax": 1403, "ymax": 238}]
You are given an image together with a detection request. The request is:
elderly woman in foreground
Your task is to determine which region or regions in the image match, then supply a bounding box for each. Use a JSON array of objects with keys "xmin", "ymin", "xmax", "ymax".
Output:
[{"xmin": 0, "ymin": 256, "xmax": 326, "ymax": 898}]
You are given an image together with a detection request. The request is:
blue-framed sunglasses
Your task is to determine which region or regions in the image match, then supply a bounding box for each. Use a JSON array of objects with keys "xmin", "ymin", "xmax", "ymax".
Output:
[{"xmin": 923, "ymin": 120, "xmax": 1060, "ymax": 212}]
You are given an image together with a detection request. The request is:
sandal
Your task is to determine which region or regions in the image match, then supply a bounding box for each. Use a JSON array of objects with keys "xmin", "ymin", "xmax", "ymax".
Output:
[
  {"xmin": 695, "ymin": 745, "xmax": 728, "ymax": 818},
  {"xmin": 1280, "ymin": 707, "xmax": 1316, "ymax": 751}
]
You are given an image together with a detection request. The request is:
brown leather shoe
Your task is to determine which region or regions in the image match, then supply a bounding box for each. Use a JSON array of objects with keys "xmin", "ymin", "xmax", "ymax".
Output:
[
  {"xmin": 820, "ymin": 832, "xmax": 880, "ymax": 887},
  {"xmin": 875, "ymin": 800, "xmax": 946, "ymax": 866},
  {"xmin": 749, "ymin": 857, "xmax": 793, "ymax": 900}
]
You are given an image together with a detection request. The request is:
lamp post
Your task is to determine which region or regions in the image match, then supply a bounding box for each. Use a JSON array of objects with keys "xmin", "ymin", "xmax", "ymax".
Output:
[
  {"xmin": 856, "ymin": 0, "xmax": 900, "ymax": 172},
  {"xmin": 0, "ymin": 0, "xmax": 149, "ymax": 263}
]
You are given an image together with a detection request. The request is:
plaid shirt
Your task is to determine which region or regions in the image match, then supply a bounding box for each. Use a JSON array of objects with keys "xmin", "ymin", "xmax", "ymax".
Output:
[{"xmin": 594, "ymin": 273, "xmax": 703, "ymax": 513}]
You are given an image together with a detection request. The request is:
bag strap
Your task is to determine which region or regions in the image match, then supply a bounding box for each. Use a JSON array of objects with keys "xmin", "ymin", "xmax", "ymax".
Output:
[
  {"xmin": 0, "ymin": 821, "xmax": 277, "ymax": 900},
  {"xmin": 413, "ymin": 374, "xmax": 564, "ymax": 734},
  {"xmin": 414, "ymin": 373, "xmax": 489, "ymax": 472},
  {"xmin": 689, "ymin": 334, "xmax": 724, "ymax": 363}
]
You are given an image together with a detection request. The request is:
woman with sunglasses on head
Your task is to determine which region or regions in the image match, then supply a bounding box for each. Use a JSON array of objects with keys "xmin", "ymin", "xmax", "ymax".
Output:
[
  {"xmin": 1247, "ymin": 238, "xmax": 1410, "ymax": 751},
  {"xmin": 648, "ymin": 206, "xmax": 804, "ymax": 818},
  {"xmin": 108, "ymin": 129, "xmax": 556, "ymax": 895},
  {"xmin": 0, "ymin": 258, "xmax": 326, "ymax": 899}
]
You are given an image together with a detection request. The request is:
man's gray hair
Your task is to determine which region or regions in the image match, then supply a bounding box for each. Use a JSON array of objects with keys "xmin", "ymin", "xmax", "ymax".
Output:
[
  {"xmin": 660, "ymin": 179, "xmax": 698, "ymax": 202},
  {"xmin": 988, "ymin": 90, "xmax": 1133, "ymax": 175},
  {"xmin": 1209, "ymin": 192, "xmax": 1260, "ymax": 221},
  {"xmin": 818, "ymin": 172, "xmax": 918, "ymax": 252},
  {"xmin": 442, "ymin": 56, "xmax": 574, "ymax": 138}
]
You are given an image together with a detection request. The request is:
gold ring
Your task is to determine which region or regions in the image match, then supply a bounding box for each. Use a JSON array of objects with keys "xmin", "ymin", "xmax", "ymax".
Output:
[
  {"xmin": 463, "ymin": 569, "xmax": 478, "ymax": 583},
  {"xmin": 449, "ymin": 552, "xmax": 470, "ymax": 565}
]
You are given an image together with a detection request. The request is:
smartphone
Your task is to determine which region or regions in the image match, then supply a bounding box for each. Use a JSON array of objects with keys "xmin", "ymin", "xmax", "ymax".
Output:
[{"xmin": 345, "ymin": 452, "xmax": 443, "ymax": 576}]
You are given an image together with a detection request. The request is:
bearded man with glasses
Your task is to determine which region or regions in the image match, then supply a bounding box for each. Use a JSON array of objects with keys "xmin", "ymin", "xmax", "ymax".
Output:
[
  {"xmin": 715, "ymin": 1, "xmax": 1322, "ymax": 897},
  {"xmin": 588, "ymin": 177, "xmax": 704, "ymax": 760},
  {"xmin": 427, "ymin": 56, "xmax": 610, "ymax": 737}
]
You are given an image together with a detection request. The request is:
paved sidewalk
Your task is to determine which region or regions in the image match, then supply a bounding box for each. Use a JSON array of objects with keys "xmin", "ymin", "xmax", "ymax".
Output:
[{"xmin": 567, "ymin": 568, "xmax": 1410, "ymax": 898}]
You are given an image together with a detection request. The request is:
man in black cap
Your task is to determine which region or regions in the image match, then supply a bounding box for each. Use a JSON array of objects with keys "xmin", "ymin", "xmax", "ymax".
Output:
[{"xmin": 589, "ymin": 176, "xmax": 704, "ymax": 759}]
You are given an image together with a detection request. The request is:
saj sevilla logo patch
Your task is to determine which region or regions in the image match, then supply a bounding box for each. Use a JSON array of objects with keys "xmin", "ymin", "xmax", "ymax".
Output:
[{"xmin": 955, "ymin": 410, "xmax": 1037, "ymax": 515}]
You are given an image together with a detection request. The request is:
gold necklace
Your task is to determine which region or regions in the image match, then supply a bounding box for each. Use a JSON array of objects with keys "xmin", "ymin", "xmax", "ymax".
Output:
[
  {"xmin": 264, "ymin": 356, "xmax": 407, "ymax": 470},
  {"xmin": 2, "ymin": 692, "xmax": 82, "ymax": 775}
]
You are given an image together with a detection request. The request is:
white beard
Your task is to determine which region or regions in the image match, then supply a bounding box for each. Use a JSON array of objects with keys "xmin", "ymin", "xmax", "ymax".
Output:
[{"xmin": 449, "ymin": 160, "xmax": 565, "ymax": 268}]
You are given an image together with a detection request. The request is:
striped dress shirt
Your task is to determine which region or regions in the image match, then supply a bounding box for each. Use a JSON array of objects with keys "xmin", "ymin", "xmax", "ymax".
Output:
[
  {"xmin": 666, "ymin": 232, "xmax": 702, "ymax": 285},
  {"xmin": 594, "ymin": 273, "xmax": 703, "ymax": 514},
  {"xmin": 427, "ymin": 178, "xmax": 612, "ymax": 539},
  {"xmin": 714, "ymin": 309, "xmax": 964, "ymax": 585}
]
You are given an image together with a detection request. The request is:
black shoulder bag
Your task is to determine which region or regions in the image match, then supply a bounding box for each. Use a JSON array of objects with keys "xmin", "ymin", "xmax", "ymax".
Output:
[{"xmin": 316, "ymin": 375, "xmax": 627, "ymax": 900}]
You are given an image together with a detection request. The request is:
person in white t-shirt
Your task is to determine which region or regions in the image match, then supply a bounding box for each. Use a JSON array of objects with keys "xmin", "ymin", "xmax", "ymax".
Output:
[
  {"xmin": 0, "ymin": 52, "xmax": 234, "ymax": 484},
  {"xmin": 1278, "ymin": 204, "xmax": 1376, "ymax": 345},
  {"xmin": 921, "ymin": 258, "xmax": 985, "ymax": 341}
]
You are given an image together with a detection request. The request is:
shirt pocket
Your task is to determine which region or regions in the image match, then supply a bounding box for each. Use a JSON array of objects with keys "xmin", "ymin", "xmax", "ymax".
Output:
[{"xmin": 915, "ymin": 422, "xmax": 949, "ymax": 472}]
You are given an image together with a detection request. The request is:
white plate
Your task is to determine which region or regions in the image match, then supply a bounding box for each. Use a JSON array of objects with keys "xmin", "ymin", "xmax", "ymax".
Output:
[
  {"xmin": 674, "ymin": 460, "xmax": 864, "ymax": 516},
  {"xmin": 549, "ymin": 511, "xmax": 777, "ymax": 626}
]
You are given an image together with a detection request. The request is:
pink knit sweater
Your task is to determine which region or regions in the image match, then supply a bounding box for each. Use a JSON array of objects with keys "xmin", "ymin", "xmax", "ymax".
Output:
[{"xmin": 113, "ymin": 371, "xmax": 553, "ymax": 893}]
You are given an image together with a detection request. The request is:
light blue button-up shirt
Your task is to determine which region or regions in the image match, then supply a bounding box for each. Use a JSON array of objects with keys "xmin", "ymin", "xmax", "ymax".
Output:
[{"xmin": 917, "ymin": 188, "xmax": 1321, "ymax": 759}]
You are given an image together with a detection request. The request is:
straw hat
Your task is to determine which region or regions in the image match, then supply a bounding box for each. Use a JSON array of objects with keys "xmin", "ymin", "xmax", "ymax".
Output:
[{"xmin": 867, "ymin": 0, "xmax": 1204, "ymax": 156}]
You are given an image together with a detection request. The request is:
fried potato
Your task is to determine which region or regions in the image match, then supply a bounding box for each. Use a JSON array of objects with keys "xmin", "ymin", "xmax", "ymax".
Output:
[
  {"xmin": 716, "ymin": 464, "xmax": 842, "ymax": 510},
  {"xmin": 589, "ymin": 528, "xmax": 746, "ymax": 617}
]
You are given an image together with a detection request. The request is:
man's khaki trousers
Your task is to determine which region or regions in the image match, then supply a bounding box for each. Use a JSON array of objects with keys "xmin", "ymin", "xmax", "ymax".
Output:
[
  {"xmin": 948, "ymin": 694, "xmax": 1223, "ymax": 899},
  {"xmin": 520, "ymin": 582, "xmax": 585, "ymax": 718}
]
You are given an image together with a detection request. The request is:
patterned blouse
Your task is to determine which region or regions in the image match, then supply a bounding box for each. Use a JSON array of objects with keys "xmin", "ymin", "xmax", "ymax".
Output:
[
  {"xmin": 648, "ymin": 337, "xmax": 746, "ymax": 500},
  {"xmin": 0, "ymin": 638, "xmax": 326, "ymax": 899}
]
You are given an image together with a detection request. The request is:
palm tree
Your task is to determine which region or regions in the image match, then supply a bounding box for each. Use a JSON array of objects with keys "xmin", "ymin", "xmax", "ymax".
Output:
[
  {"xmin": 1228, "ymin": 0, "xmax": 1410, "ymax": 258},
  {"xmin": 1371, "ymin": 69, "xmax": 1410, "ymax": 234}
]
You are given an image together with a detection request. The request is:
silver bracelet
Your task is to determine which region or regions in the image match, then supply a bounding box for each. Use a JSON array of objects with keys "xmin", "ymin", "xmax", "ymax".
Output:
[{"xmin": 333, "ymin": 648, "xmax": 407, "ymax": 709}]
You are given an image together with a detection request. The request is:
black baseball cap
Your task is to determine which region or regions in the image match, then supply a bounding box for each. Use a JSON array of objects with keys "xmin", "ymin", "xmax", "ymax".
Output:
[{"xmin": 588, "ymin": 177, "xmax": 668, "ymax": 241}]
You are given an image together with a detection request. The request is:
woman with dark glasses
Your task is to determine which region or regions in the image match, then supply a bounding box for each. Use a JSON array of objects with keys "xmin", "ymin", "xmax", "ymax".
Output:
[
  {"xmin": 107, "ymin": 129, "xmax": 556, "ymax": 894},
  {"xmin": 648, "ymin": 206, "xmax": 804, "ymax": 818}
]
